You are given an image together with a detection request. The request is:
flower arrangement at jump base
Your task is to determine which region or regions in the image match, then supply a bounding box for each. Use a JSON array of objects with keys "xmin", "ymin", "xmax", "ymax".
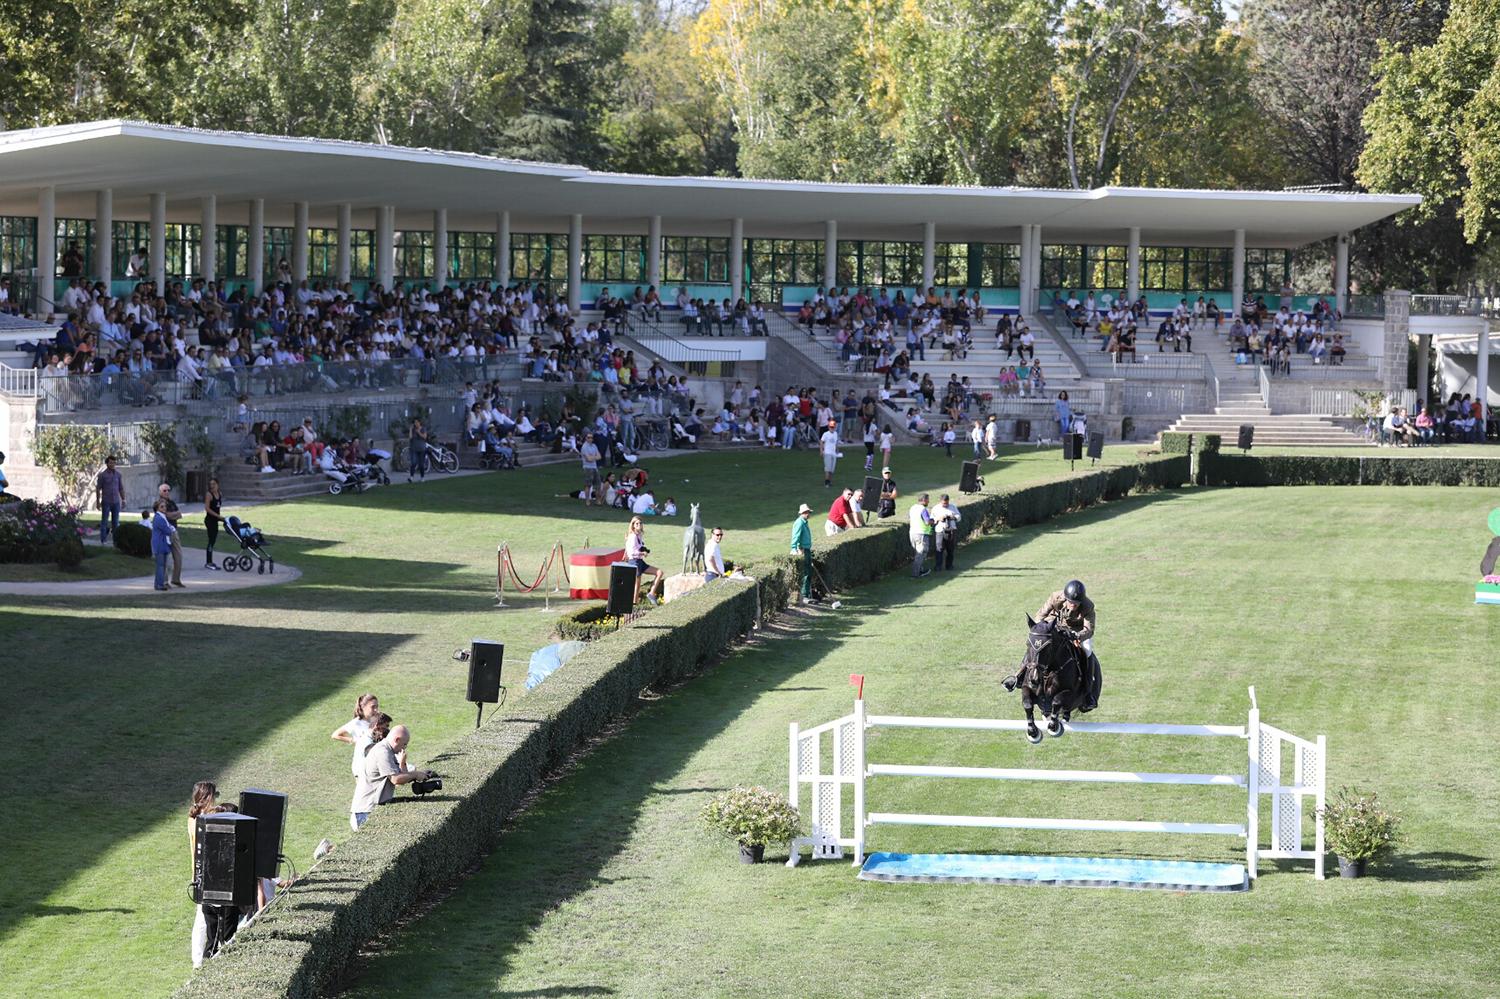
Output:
[
  {"xmin": 701, "ymin": 786, "xmax": 800, "ymax": 864},
  {"xmin": 1319, "ymin": 787, "xmax": 1402, "ymax": 878}
]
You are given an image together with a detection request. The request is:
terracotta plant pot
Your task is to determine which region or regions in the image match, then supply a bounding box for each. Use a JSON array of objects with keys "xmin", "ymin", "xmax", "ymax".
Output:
[
  {"xmin": 738, "ymin": 842, "xmax": 765, "ymax": 864},
  {"xmin": 1337, "ymin": 855, "xmax": 1367, "ymax": 878}
]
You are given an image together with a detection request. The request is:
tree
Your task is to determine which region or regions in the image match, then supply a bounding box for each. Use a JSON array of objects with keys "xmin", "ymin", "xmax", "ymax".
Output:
[
  {"xmin": 29, "ymin": 424, "xmax": 121, "ymax": 509},
  {"xmin": 362, "ymin": 0, "xmax": 529, "ymax": 151}
]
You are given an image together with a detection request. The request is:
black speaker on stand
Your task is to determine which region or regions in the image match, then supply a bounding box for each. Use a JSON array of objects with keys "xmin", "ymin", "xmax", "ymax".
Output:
[
  {"xmin": 193, "ymin": 812, "xmax": 258, "ymax": 907},
  {"xmin": 1238, "ymin": 424, "xmax": 1255, "ymax": 453},
  {"xmin": 862, "ymin": 475, "xmax": 881, "ymax": 513},
  {"xmin": 1087, "ymin": 432, "xmax": 1105, "ymax": 464},
  {"xmin": 959, "ymin": 460, "xmax": 983, "ymax": 494},
  {"xmin": 607, "ymin": 561, "xmax": 638, "ymax": 617},
  {"xmin": 238, "ymin": 789, "xmax": 287, "ymax": 880},
  {"xmin": 1062, "ymin": 432, "xmax": 1084, "ymax": 468},
  {"xmin": 466, "ymin": 638, "xmax": 505, "ymax": 727}
]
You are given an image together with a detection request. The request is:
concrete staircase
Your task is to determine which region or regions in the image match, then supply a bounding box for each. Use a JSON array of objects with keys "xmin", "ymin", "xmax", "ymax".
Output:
[{"xmin": 1165, "ymin": 362, "xmax": 1370, "ymax": 447}]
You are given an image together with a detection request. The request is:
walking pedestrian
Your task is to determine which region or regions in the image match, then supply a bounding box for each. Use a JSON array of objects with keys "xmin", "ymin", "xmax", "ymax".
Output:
[
  {"xmin": 203, "ymin": 477, "xmax": 224, "ymax": 569},
  {"xmin": 820, "ymin": 419, "xmax": 840, "ymax": 488},
  {"xmin": 95, "ymin": 454, "xmax": 124, "ymax": 544},
  {"xmin": 407, "ymin": 417, "xmax": 429, "ymax": 483}
]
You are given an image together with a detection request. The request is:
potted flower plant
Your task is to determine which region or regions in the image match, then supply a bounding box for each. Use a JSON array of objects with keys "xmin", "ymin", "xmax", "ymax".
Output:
[
  {"xmin": 701, "ymin": 786, "xmax": 799, "ymax": 864},
  {"xmin": 1319, "ymin": 787, "xmax": 1401, "ymax": 878}
]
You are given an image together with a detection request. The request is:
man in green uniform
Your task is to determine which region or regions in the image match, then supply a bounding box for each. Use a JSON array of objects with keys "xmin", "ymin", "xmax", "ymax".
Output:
[{"xmin": 791, "ymin": 502, "xmax": 815, "ymax": 604}]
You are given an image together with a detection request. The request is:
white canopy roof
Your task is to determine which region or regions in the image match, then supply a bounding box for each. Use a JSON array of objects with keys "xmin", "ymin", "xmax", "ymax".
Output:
[{"xmin": 0, "ymin": 120, "xmax": 1421, "ymax": 247}]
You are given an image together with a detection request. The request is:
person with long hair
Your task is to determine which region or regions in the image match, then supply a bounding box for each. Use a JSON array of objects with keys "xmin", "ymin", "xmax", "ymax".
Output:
[
  {"xmin": 350, "ymin": 712, "xmax": 392, "ymax": 831},
  {"xmin": 625, "ymin": 516, "xmax": 664, "ymax": 606},
  {"xmin": 331, "ymin": 694, "xmax": 380, "ymax": 778},
  {"xmin": 188, "ymin": 782, "xmax": 236, "ymax": 967},
  {"xmin": 203, "ymin": 477, "xmax": 224, "ymax": 569}
]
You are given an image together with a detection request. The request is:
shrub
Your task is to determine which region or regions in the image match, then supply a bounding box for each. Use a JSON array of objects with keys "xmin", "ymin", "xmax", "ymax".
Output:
[
  {"xmin": 54, "ymin": 532, "xmax": 85, "ymax": 570},
  {"xmin": 554, "ymin": 603, "xmax": 628, "ymax": 641},
  {"xmin": 1200, "ymin": 433, "xmax": 1221, "ymax": 454},
  {"xmin": 1320, "ymin": 787, "xmax": 1401, "ymax": 862},
  {"xmin": 114, "ymin": 522, "xmax": 153, "ymax": 559},
  {"xmin": 29, "ymin": 424, "xmax": 121, "ymax": 508},
  {"xmin": 329, "ymin": 404, "xmax": 372, "ymax": 444},
  {"xmin": 141, "ymin": 421, "xmax": 186, "ymax": 491},
  {"xmin": 0, "ymin": 498, "xmax": 85, "ymax": 564},
  {"xmin": 1160, "ymin": 431, "xmax": 1192, "ymax": 454},
  {"xmin": 701, "ymin": 786, "xmax": 799, "ymax": 848}
]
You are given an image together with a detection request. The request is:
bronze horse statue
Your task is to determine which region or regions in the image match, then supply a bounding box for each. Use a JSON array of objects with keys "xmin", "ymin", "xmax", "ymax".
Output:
[{"xmin": 1005, "ymin": 614, "xmax": 1101, "ymax": 744}]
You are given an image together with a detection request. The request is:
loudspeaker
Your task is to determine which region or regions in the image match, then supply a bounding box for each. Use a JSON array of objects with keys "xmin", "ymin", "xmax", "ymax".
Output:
[
  {"xmin": 607, "ymin": 562, "xmax": 637, "ymax": 616},
  {"xmin": 862, "ymin": 475, "xmax": 880, "ymax": 511},
  {"xmin": 959, "ymin": 460, "xmax": 981, "ymax": 494},
  {"xmin": 466, "ymin": 639, "xmax": 505, "ymax": 704},
  {"xmin": 1087, "ymin": 432, "xmax": 1105, "ymax": 460},
  {"xmin": 1014, "ymin": 419, "xmax": 1031, "ymax": 442},
  {"xmin": 238, "ymin": 789, "xmax": 287, "ymax": 880},
  {"xmin": 1238, "ymin": 424, "xmax": 1255, "ymax": 451},
  {"xmin": 1062, "ymin": 433, "xmax": 1084, "ymax": 461},
  {"xmin": 194, "ymin": 812, "xmax": 258, "ymax": 906}
]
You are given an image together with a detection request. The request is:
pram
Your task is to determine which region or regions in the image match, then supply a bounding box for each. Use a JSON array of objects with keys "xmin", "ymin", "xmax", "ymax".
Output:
[
  {"xmin": 327, "ymin": 443, "xmax": 391, "ymax": 494},
  {"xmin": 222, "ymin": 515, "xmax": 274, "ymax": 574}
]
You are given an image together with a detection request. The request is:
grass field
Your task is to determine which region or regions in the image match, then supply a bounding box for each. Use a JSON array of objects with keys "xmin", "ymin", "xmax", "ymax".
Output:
[
  {"xmin": 341, "ymin": 486, "xmax": 1500, "ymax": 999},
  {"xmin": 0, "ymin": 443, "xmax": 1157, "ymax": 998},
  {"xmin": 0, "ymin": 544, "xmax": 153, "ymax": 582}
]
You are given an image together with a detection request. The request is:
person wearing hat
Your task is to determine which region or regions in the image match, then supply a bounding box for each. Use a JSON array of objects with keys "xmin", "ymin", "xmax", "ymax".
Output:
[
  {"xmin": 819, "ymin": 418, "xmax": 841, "ymax": 488},
  {"xmin": 931, "ymin": 494, "xmax": 961, "ymax": 571},
  {"xmin": 907, "ymin": 493, "xmax": 934, "ymax": 578},
  {"xmin": 791, "ymin": 502, "xmax": 816, "ymax": 604},
  {"xmin": 878, "ymin": 466, "xmax": 899, "ymax": 519}
]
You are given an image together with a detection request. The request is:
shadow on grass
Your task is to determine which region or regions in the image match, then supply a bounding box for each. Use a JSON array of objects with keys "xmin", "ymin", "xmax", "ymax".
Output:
[
  {"xmin": 1376, "ymin": 852, "xmax": 1492, "ymax": 883},
  {"xmin": 0, "ymin": 611, "xmax": 418, "ymax": 943}
]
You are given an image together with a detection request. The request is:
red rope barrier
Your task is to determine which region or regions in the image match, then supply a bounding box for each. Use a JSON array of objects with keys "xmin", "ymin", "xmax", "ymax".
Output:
[{"xmin": 497, "ymin": 542, "xmax": 571, "ymax": 605}]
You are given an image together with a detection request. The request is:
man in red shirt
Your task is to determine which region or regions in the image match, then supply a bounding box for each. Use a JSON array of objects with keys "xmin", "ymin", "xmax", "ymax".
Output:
[{"xmin": 826, "ymin": 487, "xmax": 857, "ymax": 536}]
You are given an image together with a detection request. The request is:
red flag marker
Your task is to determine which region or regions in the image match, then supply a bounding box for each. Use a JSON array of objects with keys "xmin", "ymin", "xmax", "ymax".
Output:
[{"xmin": 849, "ymin": 674, "xmax": 865, "ymax": 700}]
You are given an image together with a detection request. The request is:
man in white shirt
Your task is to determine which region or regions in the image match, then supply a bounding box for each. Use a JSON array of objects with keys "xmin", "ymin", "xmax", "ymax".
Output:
[
  {"xmin": 931, "ymin": 494, "xmax": 962, "ymax": 572},
  {"xmin": 704, "ymin": 527, "xmax": 726, "ymax": 580},
  {"xmin": 819, "ymin": 418, "xmax": 841, "ymax": 488}
]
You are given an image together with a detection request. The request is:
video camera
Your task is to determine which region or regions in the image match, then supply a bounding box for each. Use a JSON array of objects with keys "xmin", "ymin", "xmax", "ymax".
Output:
[{"xmin": 411, "ymin": 773, "xmax": 443, "ymax": 796}]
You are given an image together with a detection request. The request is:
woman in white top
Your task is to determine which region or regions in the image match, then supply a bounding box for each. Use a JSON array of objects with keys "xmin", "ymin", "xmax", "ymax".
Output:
[
  {"xmin": 625, "ymin": 516, "xmax": 664, "ymax": 606},
  {"xmin": 332, "ymin": 694, "xmax": 380, "ymax": 780}
]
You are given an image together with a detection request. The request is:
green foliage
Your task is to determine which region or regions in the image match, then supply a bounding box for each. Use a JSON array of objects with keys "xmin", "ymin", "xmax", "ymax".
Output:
[
  {"xmin": 328, "ymin": 404, "xmax": 373, "ymax": 444},
  {"xmin": 140, "ymin": 421, "xmax": 185, "ymax": 491},
  {"xmin": 186, "ymin": 419, "xmax": 217, "ymax": 477},
  {"xmin": 113, "ymin": 521, "xmax": 153, "ymax": 559},
  {"xmin": 700, "ymin": 786, "xmax": 799, "ymax": 848},
  {"xmin": 1197, "ymin": 453, "xmax": 1500, "ymax": 488},
  {"xmin": 1160, "ymin": 432, "xmax": 1192, "ymax": 454},
  {"xmin": 29, "ymin": 424, "xmax": 121, "ymax": 508},
  {"xmin": 0, "ymin": 498, "xmax": 84, "ymax": 564},
  {"xmin": 1320, "ymin": 787, "xmax": 1402, "ymax": 862},
  {"xmin": 54, "ymin": 532, "xmax": 85, "ymax": 570},
  {"xmin": 175, "ymin": 453, "xmax": 1186, "ymax": 998},
  {"xmin": 554, "ymin": 603, "xmax": 628, "ymax": 641},
  {"xmin": 1200, "ymin": 434, "xmax": 1221, "ymax": 454}
]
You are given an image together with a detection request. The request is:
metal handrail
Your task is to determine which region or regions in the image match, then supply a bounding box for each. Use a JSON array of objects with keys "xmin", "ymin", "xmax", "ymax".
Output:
[
  {"xmin": 1257, "ymin": 364, "xmax": 1271, "ymax": 411},
  {"xmin": 628, "ymin": 329, "xmax": 741, "ymax": 364},
  {"xmin": 0, "ymin": 362, "xmax": 38, "ymax": 398}
]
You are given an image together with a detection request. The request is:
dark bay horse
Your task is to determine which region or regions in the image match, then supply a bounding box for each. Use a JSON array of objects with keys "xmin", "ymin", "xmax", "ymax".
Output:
[{"xmin": 1007, "ymin": 614, "xmax": 1095, "ymax": 744}]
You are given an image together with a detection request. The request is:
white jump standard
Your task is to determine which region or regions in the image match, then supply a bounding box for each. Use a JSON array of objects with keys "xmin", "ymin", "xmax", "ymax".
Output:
[{"xmin": 787, "ymin": 686, "xmax": 1327, "ymax": 887}]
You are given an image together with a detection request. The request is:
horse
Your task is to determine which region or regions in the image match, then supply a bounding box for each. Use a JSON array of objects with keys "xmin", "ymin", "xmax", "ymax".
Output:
[
  {"xmin": 1007, "ymin": 613, "xmax": 1098, "ymax": 744},
  {"xmin": 682, "ymin": 503, "xmax": 704, "ymax": 573}
]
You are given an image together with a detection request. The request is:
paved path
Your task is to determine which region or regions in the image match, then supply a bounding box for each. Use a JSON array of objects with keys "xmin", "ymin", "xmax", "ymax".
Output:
[{"xmin": 0, "ymin": 559, "xmax": 301, "ymax": 597}]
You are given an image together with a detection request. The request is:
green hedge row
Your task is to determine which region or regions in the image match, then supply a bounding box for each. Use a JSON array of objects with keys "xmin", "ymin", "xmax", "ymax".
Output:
[
  {"xmin": 176, "ymin": 453, "xmax": 1187, "ymax": 999},
  {"xmin": 1197, "ymin": 453, "xmax": 1500, "ymax": 488}
]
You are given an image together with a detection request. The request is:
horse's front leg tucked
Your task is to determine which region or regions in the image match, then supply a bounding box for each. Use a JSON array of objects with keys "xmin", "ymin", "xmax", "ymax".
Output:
[{"xmin": 1021, "ymin": 690, "xmax": 1042, "ymax": 744}]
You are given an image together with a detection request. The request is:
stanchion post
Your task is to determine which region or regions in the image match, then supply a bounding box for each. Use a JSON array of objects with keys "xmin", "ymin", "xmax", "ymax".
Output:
[{"xmin": 495, "ymin": 543, "xmax": 508, "ymax": 608}]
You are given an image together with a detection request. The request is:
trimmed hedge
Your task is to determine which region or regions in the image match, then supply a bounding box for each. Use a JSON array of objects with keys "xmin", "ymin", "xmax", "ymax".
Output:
[
  {"xmin": 1201, "ymin": 434, "xmax": 1222, "ymax": 454},
  {"xmin": 554, "ymin": 602, "xmax": 628, "ymax": 641},
  {"xmin": 1160, "ymin": 431, "xmax": 1191, "ymax": 454},
  {"xmin": 114, "ymin": 521, "xmax": 153, "ymax": 558},
  {"xmin": 1197, "ymin": 453, "xmax": 1500, "ymax": 488},
  {"xmin": 176, "ymin": 453, "xmax": 1187, "ymax": 999}
]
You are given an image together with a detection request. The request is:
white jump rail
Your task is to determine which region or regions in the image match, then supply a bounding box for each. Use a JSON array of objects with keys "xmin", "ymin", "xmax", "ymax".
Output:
[{"xmin": 788, "ymin": 686, "xmax": 1325, "ymax": 879}]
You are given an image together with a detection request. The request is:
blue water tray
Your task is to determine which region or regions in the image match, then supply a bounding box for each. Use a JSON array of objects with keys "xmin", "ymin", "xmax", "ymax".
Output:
[{"xmin": 858, "ymin": 852, "xmax": 1248, "ymax": 892}]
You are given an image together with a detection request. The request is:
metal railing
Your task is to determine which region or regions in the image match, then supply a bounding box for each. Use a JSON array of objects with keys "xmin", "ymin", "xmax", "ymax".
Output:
[
  {"xmin": 1077, "ymin": 350, "xmax": 1206, "ymax": 379},
  {"xmin": 1306, "ymin": 387, "xmax": 1416, "ymax": 418},
  {"xmin": 1345, "ymin": 294, "xmax": 1384, "ymax": 319},
  {"xmin": 627, "ymin": 328, "xmax": 741, "ymax": 365},
  {"xmin": 1120, "ymin": 382, "xmax": 1198, "ymax": 414},
  {"xmin": 0, "ymin": 362, "xmax": 38, "ymax": 397},
  {"xmin": 33, "ymin": 355, "xmax": 520, "ymax": 416},
  {"xmin": 1410, "ymin": 294, "xmax": 1496, "ymax": 317},
  {"xmin": 1257, "ymin": 364, "xmax": 1271, "ymax": 410}
]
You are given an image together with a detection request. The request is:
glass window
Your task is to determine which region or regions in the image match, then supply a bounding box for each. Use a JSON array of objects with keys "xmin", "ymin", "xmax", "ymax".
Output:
[
  {"xmin": 56, "ymin": 219, "xmax": 95, "ymax": 278},
  {"xmin": 663, "ymin": 236, "xmax": 728, "ymax": 285},
  {"xmin": 1141, "ymin": 246, "xmax": 1185, "ymax": 292},
  {"xmin": 933, "ymin": 242, "xmax": 968, "ymax": 288},
  {"xmin": 265, "ymin": 227, "xmax": 293, "ymax": 282},
  {"xmin": 394, "ymin": 229, "xmax": 434, "ymax": 282},
  {"xmin": 1187, "ymin": 247, "xmax": 1230, "ymax": 292},
  {"xmin": 307, "ymin": 228, "xmax": 338, "ymax": 279},
  {"xmin": 510, "ymin": 233, "xmax": 569, "ymax": 293},
  {"xmin": 979, "ymin": 244, "xmax": 1020, "ymax": 288},
  {"xmin": 216, "ymin": 225, "xmax": 248, "ymax": 279},
  {"xmin": 163, "ymin": 223, "xmax": 201, "ymax": 280},
  {"xmin": 350, "ymin": 229, "xmax": 375, "ymax": 280},
  {"xmin": 112, "ymin": 221, "xmax": 151, "ymax": 279},
  {"xmin": 1244, "ymin": 248, "xmax": 1291, "ymax": 293},
  {"xmin": 451, "ymin": 231, "xmax": 496, "ymax": 281},
  {"xmin": 0, "ymin": 216, "xmax": 36, "ymax": 278},
  {"xmin": 1040, "ymin": 244, "xmax": 1084, "ymax": 292},
  {"xmin": 583, "ymin": 234, "xmax": 645, "ymax": 283},
  {"xmin": 746, "ymin": 238, "xmax": 822, "ymax": 301},
  {"xmin": 1084, "ymin": 245, "xmax": 1127, "ymax": 291}
]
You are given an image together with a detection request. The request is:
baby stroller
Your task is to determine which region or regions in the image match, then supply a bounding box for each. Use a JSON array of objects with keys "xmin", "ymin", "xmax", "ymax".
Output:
[{"xmin": 222, "ymin": 515, "xmax": 274, "ymax": 574}]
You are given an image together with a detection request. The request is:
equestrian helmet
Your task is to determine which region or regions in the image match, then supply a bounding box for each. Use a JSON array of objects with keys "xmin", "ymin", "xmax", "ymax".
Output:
[{"xmin": 1063, "ymin": 579, "xmax": 1086, "ymax": 602}]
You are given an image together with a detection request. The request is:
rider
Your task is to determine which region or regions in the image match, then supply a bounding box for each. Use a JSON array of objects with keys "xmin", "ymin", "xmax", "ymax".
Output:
[{"xmin": 1004, "ymin": 579, "xmax": 1099, "ymax": 709}]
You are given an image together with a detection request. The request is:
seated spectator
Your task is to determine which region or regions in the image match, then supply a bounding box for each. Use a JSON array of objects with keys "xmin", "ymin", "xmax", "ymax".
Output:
[
  {"xmin": 704, "ymin": 526, "xmax": 727, "ymax": 580},
  {"xmin": 1329, "ymin": 335, "xmax": 1346, "ymax": 365},
  {"xmin": 1413, "ymin": 406, "xmax": 1436, "ymax": 445}
]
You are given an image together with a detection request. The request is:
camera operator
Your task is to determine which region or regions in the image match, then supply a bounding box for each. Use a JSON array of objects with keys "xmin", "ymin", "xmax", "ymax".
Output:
[{"xmin": 351, "ymin": 722, "xmax": 435, "ymax": 830}]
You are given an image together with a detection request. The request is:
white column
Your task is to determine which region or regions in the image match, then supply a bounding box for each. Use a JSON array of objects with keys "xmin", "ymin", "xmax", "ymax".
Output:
[
  {"xmin": 1027, "ymin": 225, "xmax": 1043, "ymax": 314},
  {"xmin": 36, "ymin": 185, "xmax": 56, "ymax": 314},
  {"xmin": 94, "ymin": 189, "xmax": 113, "ymax": 286},
  {"xmin": 922, "ymin": 222, "xmax": 936, "ymax": 291},
  {"xmin": 292, "ymin": 201, "xmax": 309, "ymax": 282},
  {"xmin": 248, "ymin": 199, "xmax": 264, "ymax": 295},
  {"xmin": 336, "ymin": 203, "xmax": 352, "ymax": 286},
  {"xmin": 1334, "ymin": 231, "xmax": 1350, "ymax": 315},
  {"xmin": 496, "ymin": 211, "xmax": 511, "ymax": 286},
  {"xmin": 199, "ymin": 194, "xmax": 216, "ymax": 281},
  {"xmin": 647, "ymin": 215, "xmax": 662, "ymax": 289},
  {"xmin": 433, "ymin": 208, "xmax": 449, "ymax": 289},
  {"xmin": 149, "ymin": 192, "xmax": 166, "ymax": 294},
  {"xmin": 1479, "ymin": 324, "xmax": 1491, "ymax": 424},
  {"xmin": 730, "ymin": 217, "xmax": 745, "ymax": 302},
  {"xmin": 1018, "ymin": 225, "xmax": 1031, "ymax": 312},
  {"xmin": 567, "ymin": 213, "xmax": 582, "ymax": 313},
  {"xmin": 823, "ymin": 220, "xmax": 837, "ymax": 290},
  {"xmin": 376, "ymin": 205, "xmax": 394, "ymax": 289},
  {"xmin": 1126, "ymin": 227, "xmax": 1141, "ymax": 304},
  {"xmin": 1232, "ymin": 228, "xmax": 1246, "ymax": 317}
]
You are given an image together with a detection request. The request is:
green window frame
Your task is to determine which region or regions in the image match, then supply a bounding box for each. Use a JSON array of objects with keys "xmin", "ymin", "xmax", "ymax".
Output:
[
  {"xmin": 933, "ymin": 242, "xmax": 968, "ymax": 288},
  {"xmin": 746, "ymin": 238, "xmax": 823, "ymax": 302},
  {"xmin": 56, "ymin": 219, "xmax": 95, "ymax": 278},
  {"xmin": 1244, "ymin": 248, "xmax": 1291, "ymax": 294},
  {"xmin": 978, "ymin": 243, "xmax": 1020, "ymax": 288},
  {"xmin": 1040, "ymin": 244, "xmax": 1084, "ymax": 292},
  {"xmin": 510, "ymin": 233, "xmax": 569, "ymax": 290},
  {"xmin": 0, "ymin": 216, "xmax": 36, "ymax": 278},
  {"xmin": 350, "ymin": 229, "xmax": 375, "ymax": 280},
  {"xmin": 1187, "ymin": 247, "xmax": 1230, "ymax": 293},
  {"xmin": 1085, "ymin": 245, "xmax": 1127, "ymax": 291},
  {"xmin": 163, "ymin": 223, "xmax": 200, "ymax": 281},
  {"xmin": 112, "ymin": 221, "xmax": 151, "ymax": 279},
  {"xmin": 216, "ymin": 225, "xmax": 249, "ymax": 280},
  {"xmin": 451, "ymin": 231, "xmax": 495, "ymax": 282},
  {"xmin": 394, "ymin": 229, "xmax": 433, "ymax": 282},
  {"xmin": 1140, "ymin": 246, "xmax": 1184, "ymax": 293},
  {"xmin": 265, "ymin": 227, "xmax": 293, "ymax": 281},
  {"xmin": 307, "ymin": 227, "xmax": 339, "ymax": 279},
  {"xmin": 582, "ymin": 234, "xmax": 645, "ymax": 283},
  {"xmin": 663, "ymin": 236, "xmax": 728, "ymax": 285}
]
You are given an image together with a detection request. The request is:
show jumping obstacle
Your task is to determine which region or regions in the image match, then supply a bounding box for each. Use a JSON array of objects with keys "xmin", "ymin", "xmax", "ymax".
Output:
[{"xmin": 787, "ymin": 686, "xmax": 1326, "ymax": 880}]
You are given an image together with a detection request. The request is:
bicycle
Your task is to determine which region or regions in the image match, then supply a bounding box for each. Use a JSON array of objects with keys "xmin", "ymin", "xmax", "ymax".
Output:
[
  {"xmin": 420, "ymin": 440, "xmax": 461, "ymax": 473},
  {"xmin": 636, "ymin": 420, "xmax": 670, "ymax": 452}
]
